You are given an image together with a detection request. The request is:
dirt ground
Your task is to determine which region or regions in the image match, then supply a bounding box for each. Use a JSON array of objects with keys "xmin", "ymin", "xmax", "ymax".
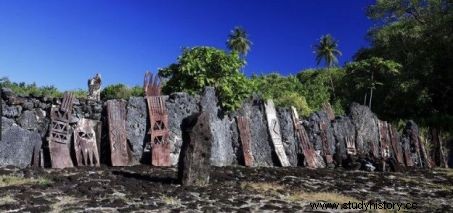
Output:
[{"xmin": 0, "ymin": 165, "xmax": 452, "ymax": 212}]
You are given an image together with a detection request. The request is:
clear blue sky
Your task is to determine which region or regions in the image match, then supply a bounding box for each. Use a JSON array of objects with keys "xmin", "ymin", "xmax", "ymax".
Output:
[{"xmin": 0, "ymin": 0, "xmax": 375, "ymax": 91}]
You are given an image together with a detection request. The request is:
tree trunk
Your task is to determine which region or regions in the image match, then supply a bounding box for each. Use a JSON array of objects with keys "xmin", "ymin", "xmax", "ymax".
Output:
[
  {"xmin": 364, "ymin": 93, "xmax": 367, "ymax": 106},
  {"xmin": 369, "ymin": 88, "xmax": 373, "ymax": 110}
]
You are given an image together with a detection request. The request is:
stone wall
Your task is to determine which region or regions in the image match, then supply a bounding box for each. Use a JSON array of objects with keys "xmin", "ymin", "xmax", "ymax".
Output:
[{"xmin": 0, "ymin": 87, "xmax": 433, "ymax": 171}]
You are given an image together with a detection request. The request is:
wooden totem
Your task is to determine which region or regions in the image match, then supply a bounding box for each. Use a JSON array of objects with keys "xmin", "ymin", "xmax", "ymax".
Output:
[
  {"xmin": 107, "ymin": 100, "xmax": 129, "ymax": 166},
  {"xmin": 144, "ymin": 71, "xmax": 171, "ymax": 166},
  {"xmin": 264, "ymin": 100, "xmax": 290, "ymax": 167},
  {"xmin": 236, "ymin": 116, "xmax": 254, "ymax": 167},
  {"xmin": 48, "ymin": 92, "xmax": 75, "ymax": 169},
  {"xmin": 74, "ymin": 118, "xmax": 100, "ymax": 167}
]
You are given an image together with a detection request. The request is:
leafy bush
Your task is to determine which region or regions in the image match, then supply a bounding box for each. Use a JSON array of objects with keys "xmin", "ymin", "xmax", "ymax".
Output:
[
  {"xmin": 251, "ymin": 73, "xmax": 312, "ymax": 116},
  {"xmin": 0, "ymin": 77, "xmax": 62, "ymax": 98},
  {"xmin": 101, "ymin": 84, "xmax": 144, "ymax": 100},
  {"xmin": 159, "ymin": 46, "xmax": 253, "ymax": 111}
]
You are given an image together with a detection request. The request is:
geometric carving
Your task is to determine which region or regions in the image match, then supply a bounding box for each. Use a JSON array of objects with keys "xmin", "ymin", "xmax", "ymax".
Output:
[
  {"xmin": 147, "ymin": 96, "xmax": 171, "ymax": 167},
  {"xmin": 264, "ymin": 100, "xmax": 290, "ymax": 167},
  {"xmin": 144, "ymin": 71, "xmax": 171, "ymax": 167},
  {"xmin": 107, "ymin": 100, "xmax": 129, "ymax": 166},
  {"xmin": 345, "ymin": 137, "xmax": 357, "ymax": 156},
  {"xmin": 144, "ymin": 71, "xmax": 161, "ymax": 97},
  {"xmin": 48, "ymin": 92, "xmax": 75, "ymax": 169},
  {"xmin": 74, "ymin": 118, "xmax": 100, "ymax": 167},
  {"xmin": 291, "ymin": 107, "xmax": 324, "ymax": 169},
  {"xmin": 236, "ymin": 116, "xmax": 254, "ymax": 167}
]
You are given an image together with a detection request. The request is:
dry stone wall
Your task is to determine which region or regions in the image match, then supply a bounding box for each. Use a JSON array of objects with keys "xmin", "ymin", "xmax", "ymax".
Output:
[{"xmin": 1, "ymin": 86, "xmax": 434, "ymax": 171}]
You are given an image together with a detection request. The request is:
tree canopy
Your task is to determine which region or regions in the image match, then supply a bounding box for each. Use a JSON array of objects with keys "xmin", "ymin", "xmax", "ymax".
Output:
[{"xmin": 158, "ymin": 46, "xmax": 253, "ymax": 111}]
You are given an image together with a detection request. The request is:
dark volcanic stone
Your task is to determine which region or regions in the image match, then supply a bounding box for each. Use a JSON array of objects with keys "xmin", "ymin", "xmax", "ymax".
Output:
[
  {"xmin": 166, "ymin": 92, "xmax": 200, "ymax": 166},
  {"xmin": 238, "ymin": 97, "xmax": 274, "ymax": 167},
  {"xmin": 2, "ymin": 103, "xmax": 22, "ymax": 118},
  {"xmin": 276, "ymin": 108, "xmax": 298, "ymax": 167},
  {"xmin": 126, "ymin": 97, "xmax": 148, "ymax": 165},
  {"xmin": 332, "ymin": 116, "xmax": 356, "ymax": 163},
  {"xmin": 17, "ymin": 110, "xmax": 38, "ymax": 130},
  {"xmin": 402, "ymin": 120, "xmax": 431, "ymax": 168},
  {"xmin": 349, "ymin": 103, "xmax": 379, "ymax": 157},
  {"xmin": 303, "ymin": 111, "xmax": 335, "ymax": 167},
  {"xmin": 179, "ymin": 112, "xmax": 213, "ymax": 186},
  {"xmin": 0, "ymin": 117, "xmax": 42, "ymax": 168},
  {"xmin": 200, "ymin": 87, "xmax": 235, "ymax": 166}
]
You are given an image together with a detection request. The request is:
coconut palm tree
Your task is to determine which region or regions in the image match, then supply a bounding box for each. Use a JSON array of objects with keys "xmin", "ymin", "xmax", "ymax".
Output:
[
  {"xmin": 226, "ymin": 26, "xmax": 252, "ymax": 57},
  {"xmin": 314, "ymin": 34, "xmax": 342, "ymax": 68},
  {"xmin": 314, "ymin": 34, "xmax": 342, "ymax": 99}
]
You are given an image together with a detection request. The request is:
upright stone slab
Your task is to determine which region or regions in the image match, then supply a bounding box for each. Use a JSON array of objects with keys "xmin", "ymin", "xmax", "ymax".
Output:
[
  {"xmin": 236, "ymin": 116, "xmax": 254, "ymax": 167},
  {"xmin": 126, "ymin": 97, "xmax": 148, "ymax": 164},
  {"xmin": 166, "ymin": 92, "xmax": 200, "ymax": 166},
  {"xmin": 74, "ymin": 118, "xmax": 100, "ymax": 167},
  {"xmin": 402, "ymin": 121, "xmax": 432, "ymax": 168},
  {"xmin": 264, "ymin": 100, "xmax": 290, "ymax": 167},
  {"xmin": 238, "ymin": 97, "xmax": 274, "ymax": 167},
  {"xmin": 179, "ymin": 112, "xmax": 212, "ymax": 186},
  {"xmin": 349, "ymin": 103, "xmax": 379, "ymax": 157},
  {"xmin": 331, "ymin": 116, "xmax": 357, "ymax": 165},
  {"xmin": 107, "ymin": 100, "xmax": 129, "ymax": 166},
  {"xmin": 0, "ymin": 117, "xmax": 42, "ymax": 168},
  {"xmin": 200, "ymin": 87, "xmax": 235, "ymax": 167},
  {"xmin": 48, "ymin": 92, "xmax": 75, "ymax": 169},
  {"xmin": 277, "ymin": 108, "xmax": 299, "ymax": 167}
]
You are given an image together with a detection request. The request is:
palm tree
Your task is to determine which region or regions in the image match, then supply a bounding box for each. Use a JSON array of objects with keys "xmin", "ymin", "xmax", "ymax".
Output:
[
  {"xmin": 314, "ymin": 34, "xmax": 342, "ymax": 99},
  {"xmin": 226, "ymin": 26, "xmax": 252, "ymax": 57},
  {"xmin": 314, "ymin": 34, "xmax": 342, "ymax": 68}
]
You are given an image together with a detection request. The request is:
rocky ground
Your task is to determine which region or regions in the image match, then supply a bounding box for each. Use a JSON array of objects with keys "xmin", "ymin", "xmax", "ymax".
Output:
[{"xmin": 0, "ymin": 165, "xmax": 452, "ymax": 212}]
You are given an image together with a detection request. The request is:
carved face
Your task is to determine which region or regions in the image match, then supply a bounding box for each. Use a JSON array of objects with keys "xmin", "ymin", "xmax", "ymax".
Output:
[{"xmin": 75, "ymin": 119, "xmax": 97, "ymax": 146}]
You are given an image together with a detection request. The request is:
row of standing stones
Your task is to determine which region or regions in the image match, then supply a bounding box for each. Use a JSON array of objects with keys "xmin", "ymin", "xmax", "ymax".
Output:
[{"xmin": 0, "ymin": 86, "xmax": 436, "ymax": 184}]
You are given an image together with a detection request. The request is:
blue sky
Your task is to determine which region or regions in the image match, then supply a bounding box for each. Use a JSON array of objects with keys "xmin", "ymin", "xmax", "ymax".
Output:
[{"xmin": 0, "ymin": 0, "xmax": 375, "ymax": 91}]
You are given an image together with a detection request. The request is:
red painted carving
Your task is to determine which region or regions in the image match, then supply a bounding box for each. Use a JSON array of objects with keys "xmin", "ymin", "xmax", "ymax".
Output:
[
  {"xmin": 147, "ymin": 96, "xmax": 171, "ymax": 166},
  {"xmin": 74, "ymin": 118, "xmax": 100, "ymax": 167},
  {"xmin": 48, "ymin": 92, "xmax": 75, "ymax": 168},
  {"xmin": 236, "ymin": 116, "xmax": 254, "ymax": 167},
  {"xmin": 389, "ymin": 125, "xmax": 405, "ymax": 165},
  {"xmin": 319, "ymin": 122, "xmax": 333, "ymax": 164},
  {"xmin": 144, "ymin": 71, "xmax": 161, "ymax": 97},
  {"xmin": 107, "ymin": 100, "xmax": 129, "ymax": 166},
  {"xmin": 144, "ymin": 71, "xmax": 171, "ymax": 166}
]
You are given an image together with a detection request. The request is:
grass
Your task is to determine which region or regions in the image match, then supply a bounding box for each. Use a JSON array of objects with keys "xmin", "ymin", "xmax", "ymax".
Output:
[
  {"xmin": 241, "ymin": 181, "xmax": 361, "ymax": 207},
  {"xmin": 161, "ymin": 195, "xmax": 181, "ymax": 206},
  {"xmin": 50, "ymin": 196, "xmax": 79, "ymax": 213},
  {"xmin": 435, "ymin": 168, "xmax": 453, "ymax": 177},
  {"xmin": 286, "ymin": 191, "xmax": 360, "ymax": 203},
  {"xmin": 0, "ymin": 195, "xmax": 16, "ymax": 205},
  {"xmin": 0, "ymin": 175, "xmax": 52, "ymax": 187},
  {"xmin": 240, "ymin": 182, "xmax": 284, "ymax": 193}
]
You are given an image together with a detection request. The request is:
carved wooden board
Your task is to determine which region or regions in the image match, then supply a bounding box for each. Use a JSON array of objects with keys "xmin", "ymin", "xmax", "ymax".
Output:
[
  {"xmin": 264, "ymin": 100, "xmax": 290, "ymax": 167},
  {"xmin": 236, "ymin": 116, "xmax": 254, "ymax": 167},
  {"xmin": 378, "ymin": 121, "xmax": 390, "ymax": 160},
  {"xmin": 74, "ymin": 118, "xmax": 100, "ymax": 167},
  {"xmin": 147, "ymin": 96, "xmax": 171, "ymax": 167},
  {"xmin": 48, "ymin": 92, "xmax": 75, "ymax": 169},
  {"xmin": 345, "ymin": 136, "xmax": 357, "ymax": 156},
  {"xmin": 319, "ymin": 122, "xmax": 333, "ymax": 164},
  {"xmin": 144, "ymin": 71, "xmax": 161, "ymax": 97},
  {"xmin": 389, "ymin": 125, "xmax": 405, "ymax": 165},
  {"xmin": 107, "ymin": 100, "xmax": 129, "ymax": 166},
  {"xmin": 291, "ymin": 107, "xmax": 324, "ymax": 169}
]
